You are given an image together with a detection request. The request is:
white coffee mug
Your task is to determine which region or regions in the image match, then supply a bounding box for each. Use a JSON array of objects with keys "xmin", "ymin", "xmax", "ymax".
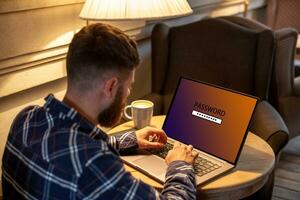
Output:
[{"xmin": 124, "ymin": 100, "xmax": 154, "ymax": 129}]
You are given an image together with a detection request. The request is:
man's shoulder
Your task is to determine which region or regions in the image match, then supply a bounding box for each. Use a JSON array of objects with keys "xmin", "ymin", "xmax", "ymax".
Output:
[
  {"xmin": 9, "ymin": 105, "xmax": 45, "ymax": 135},
  {"xmin": 15, "ymin": 105, "xmax": 44, "ymax": 121}
]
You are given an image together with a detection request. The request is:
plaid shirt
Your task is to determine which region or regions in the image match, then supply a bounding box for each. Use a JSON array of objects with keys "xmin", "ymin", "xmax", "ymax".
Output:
[{"xmin": 2, "ymin": 94, "xmax": 196, "ymax": 200}]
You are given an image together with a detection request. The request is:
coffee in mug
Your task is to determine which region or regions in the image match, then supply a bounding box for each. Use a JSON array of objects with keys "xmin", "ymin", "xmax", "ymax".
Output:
[{"xmin": 123, "ymin": 100, "xmax": 154, "ymax": 129}]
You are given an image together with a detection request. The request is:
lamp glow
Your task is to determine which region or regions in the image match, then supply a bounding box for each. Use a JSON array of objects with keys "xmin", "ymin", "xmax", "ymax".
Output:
[{"xmin": 79, "ymin": 0, "xmax": 193, "ymax": 21}]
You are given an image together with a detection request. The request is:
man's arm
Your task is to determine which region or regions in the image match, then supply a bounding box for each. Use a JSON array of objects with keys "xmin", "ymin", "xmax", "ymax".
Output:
[
  {"xmin": 77, "ymin": 148, "xmax": 197, "ymax": 200},
  {"xmin": 108, "ymin": 127, "xmax": 167, "ymax": 152},
  {"xmin": 108, "ymin": 131, "xmax": 139, "ymax": 152}
]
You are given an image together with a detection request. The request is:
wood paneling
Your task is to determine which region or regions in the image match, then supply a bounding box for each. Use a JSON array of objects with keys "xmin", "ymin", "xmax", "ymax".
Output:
[
  {"xmin": 0, "ymin": 0, "xmax": 267, "ymax": 97},
  {"xmin": 0, "ymin": 0, "xmax": 84, "ymax": 13}
]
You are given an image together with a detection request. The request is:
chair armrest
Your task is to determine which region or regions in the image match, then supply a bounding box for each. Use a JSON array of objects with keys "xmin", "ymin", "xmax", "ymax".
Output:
[
  {"xmin": 278, "ymin": 95, "xmax": 300, "ymax": 139},
  {"xmin": 249, "ymin": 101, "xmax": 289, "ymax": 155},
  {"xmin": 142, "ymin": 93, "xmax": 164, "ymax": 115}
]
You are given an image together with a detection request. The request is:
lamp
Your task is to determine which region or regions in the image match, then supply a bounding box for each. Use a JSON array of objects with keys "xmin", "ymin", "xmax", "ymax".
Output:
[
  {"xmin": 79, "ymin": 0, "xmax": 193, "ymax": 23},
  {"xmin": 244, "ymin": 0, "xmax": 249, "ymax": 17}
]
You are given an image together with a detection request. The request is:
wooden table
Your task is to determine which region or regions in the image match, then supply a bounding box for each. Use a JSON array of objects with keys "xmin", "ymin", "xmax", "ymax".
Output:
[{"xmin": 108, "ymin": 115, "xmax": 275, "ymax": 199}]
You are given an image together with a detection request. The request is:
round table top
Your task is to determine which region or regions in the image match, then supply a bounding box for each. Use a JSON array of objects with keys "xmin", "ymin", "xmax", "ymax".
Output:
[{"xmin": 108, "ymin": 115, "xmax": 275, "ymax": 199}]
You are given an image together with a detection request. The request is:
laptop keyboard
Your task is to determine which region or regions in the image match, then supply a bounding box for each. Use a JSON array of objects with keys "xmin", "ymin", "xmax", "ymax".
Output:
[{"xmin": 147, "ymin": 143, "xmax": 222, "ymax": 176}]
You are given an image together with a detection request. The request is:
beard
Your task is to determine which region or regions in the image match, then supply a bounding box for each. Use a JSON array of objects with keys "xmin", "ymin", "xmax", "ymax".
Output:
[{"xmin": 97, "ymin": 86, "xmax": 125, "ymax": 127}]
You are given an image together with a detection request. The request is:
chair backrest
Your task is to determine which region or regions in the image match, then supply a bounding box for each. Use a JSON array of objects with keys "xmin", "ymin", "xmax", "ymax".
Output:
[
  {"xmin": 271, "ymin": 29, "xmax": 298, "ymax": 102},
  {"xmin": 272, "ymin": 29, "xmax": 299, "ymax": 138},
  {"xmin": 151, "ymin": 17, "xmax": 274, "ymax": 113}
]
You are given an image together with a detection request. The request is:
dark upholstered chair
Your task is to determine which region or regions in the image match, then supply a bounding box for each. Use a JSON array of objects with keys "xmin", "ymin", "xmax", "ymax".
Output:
[
  {"xmin": 270, "ymin": 29, "xmax": 300, "ymax": 176},
  {"xmin": 144, "ymin": 16, "xmax": 289, "ymax": 199},
  {"xmin": 271, "ymin": 29, "xmax": 300, "ymax": 139}
]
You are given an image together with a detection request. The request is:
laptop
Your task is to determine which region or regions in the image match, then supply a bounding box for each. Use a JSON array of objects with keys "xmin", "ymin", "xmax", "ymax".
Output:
[{"xmin": 120, "ymin": 77, "xmax": 258, "ymax": 185}]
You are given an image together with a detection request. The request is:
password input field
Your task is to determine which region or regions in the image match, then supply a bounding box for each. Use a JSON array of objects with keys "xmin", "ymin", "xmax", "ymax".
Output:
[{"xmin": 192, "ymin": 110, "xmax": 222, "ymax": 124}]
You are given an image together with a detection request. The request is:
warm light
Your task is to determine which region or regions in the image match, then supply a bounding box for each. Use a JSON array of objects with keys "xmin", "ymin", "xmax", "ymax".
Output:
[
  {"xmin": 79, "ymin": 0, "xmax": 193, "ymax": 21},
  {"xmin": 244, "ymin": 0, "xmax": 249, "ymax": 17}
]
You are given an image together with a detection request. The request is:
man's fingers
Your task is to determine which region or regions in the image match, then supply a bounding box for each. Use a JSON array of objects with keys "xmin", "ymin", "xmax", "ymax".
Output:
[
  {"xmin": 142, "ymin": 140, "xmax": 164, "ymax": 149},
  {"xmin": 173, "ymin": 141, "xmax": 181, "ymax": 148},
  {"xmin": 150, "ymin": 142, "xmax": 164, "ymax": 148},
  {"xmin": 187, "ymin": 145, "xmax": 193, "ymax": 152},
  {"xmin": 147, "ymin": 127, "xmax": 168, "ymax": 143},
  {"xmin": 157, "ymin": 131, "xmax": 167, "ymax": 143},
  {"xmin": 192, "ymin": 151, "xmax": 199, "ymax": 158}
]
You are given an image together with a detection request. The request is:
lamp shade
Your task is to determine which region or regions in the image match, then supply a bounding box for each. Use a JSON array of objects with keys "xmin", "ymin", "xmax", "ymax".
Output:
[{"xmin": 79, "ymin": 0, "xmax": 193, "ymax": 21}]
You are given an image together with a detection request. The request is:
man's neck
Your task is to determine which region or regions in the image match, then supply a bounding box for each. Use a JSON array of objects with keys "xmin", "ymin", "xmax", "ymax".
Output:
[{"xmin": 63, "ymin": 93, "xmax": 98, "ymax": 125}]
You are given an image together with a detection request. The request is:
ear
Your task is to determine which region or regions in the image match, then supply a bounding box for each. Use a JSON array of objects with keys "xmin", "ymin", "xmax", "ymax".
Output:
[{"xmin": 103, "ymin": 77, "xmax": 119, "ymax": 99}]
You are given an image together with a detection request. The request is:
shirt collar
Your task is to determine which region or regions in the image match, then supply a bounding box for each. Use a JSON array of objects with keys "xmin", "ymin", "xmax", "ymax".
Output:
[{"xmin": 43, "ymin": 94, "xmax": 108, "ymax": 141}]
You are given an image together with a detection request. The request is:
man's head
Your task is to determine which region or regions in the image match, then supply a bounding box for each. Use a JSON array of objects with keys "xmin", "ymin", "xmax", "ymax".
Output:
[{"xmin": 66, "ymin": 23, "xmax": 140, "ymax": 127}]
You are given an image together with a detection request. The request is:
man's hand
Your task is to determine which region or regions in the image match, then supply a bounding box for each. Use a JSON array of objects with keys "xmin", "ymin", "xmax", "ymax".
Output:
[
  {"xmin": 165, "ymin": 142, "xmax": 199, "ymax": 165},
  {"xmin": 135, "ymin": 127, "xmax": 167, "ymax": 149}
]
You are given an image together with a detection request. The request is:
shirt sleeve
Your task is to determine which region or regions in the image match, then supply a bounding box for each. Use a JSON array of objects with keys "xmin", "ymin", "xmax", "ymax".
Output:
[
  {"xmin": 108, "ymin": 131, "xmax": 139, "ymax": 152},
  {"xmin": 76, "ymin": 149, "xmax": 197, "ymax": 200}
]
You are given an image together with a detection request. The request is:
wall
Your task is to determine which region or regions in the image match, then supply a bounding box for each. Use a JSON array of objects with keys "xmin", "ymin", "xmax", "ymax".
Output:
[{"xmin": 0, "ymin": 0, "xmax": 267, "ymax": 196}]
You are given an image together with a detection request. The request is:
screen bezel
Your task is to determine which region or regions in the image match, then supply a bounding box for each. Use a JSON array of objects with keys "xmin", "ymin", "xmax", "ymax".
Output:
[{"xmin": 162, "ymin": 76, "xmax": 259, "ymax": 165}]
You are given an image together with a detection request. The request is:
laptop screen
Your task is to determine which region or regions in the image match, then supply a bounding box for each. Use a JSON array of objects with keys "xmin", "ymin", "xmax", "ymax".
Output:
[{"xmin": 162, "ymin": 77, "xmax": 258, "ymax": 164}]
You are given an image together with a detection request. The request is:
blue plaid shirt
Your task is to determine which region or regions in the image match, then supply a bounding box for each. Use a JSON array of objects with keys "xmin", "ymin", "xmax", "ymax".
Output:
[{"xmin": 2, "ymin": 94, "xmax": 196, "ymax": 199}]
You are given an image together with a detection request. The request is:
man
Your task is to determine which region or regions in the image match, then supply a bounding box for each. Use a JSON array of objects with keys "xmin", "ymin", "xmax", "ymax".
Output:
[{"xmin": 2, "ymin": 23, "xmax": 198, "ymax": 199}]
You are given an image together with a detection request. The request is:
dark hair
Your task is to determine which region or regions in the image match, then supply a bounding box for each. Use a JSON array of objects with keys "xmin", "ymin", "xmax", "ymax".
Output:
[{"xmin": 66, "ymin": 23, "xmax": 139, "ymax": 90}]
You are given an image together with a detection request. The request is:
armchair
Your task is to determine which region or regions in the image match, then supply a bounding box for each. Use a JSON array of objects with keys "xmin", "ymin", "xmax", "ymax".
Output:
[
  {"xmin": 270, "ymin": 29, "xmax": 300, "ymax": 139},
  {"xmin": 145, "ymin": 16, "xmax": 289, "ymax": 199}
]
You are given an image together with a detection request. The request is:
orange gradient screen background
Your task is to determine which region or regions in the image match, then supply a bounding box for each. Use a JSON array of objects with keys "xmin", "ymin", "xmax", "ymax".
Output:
[{"xmin": 163, "ymin": 78, "xmax": 257, "ymax": 164}]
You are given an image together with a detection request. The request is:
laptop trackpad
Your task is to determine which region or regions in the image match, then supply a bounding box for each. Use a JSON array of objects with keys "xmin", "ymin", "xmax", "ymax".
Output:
[{"xmin": 133, "ymin": 155, "xmax": 167, "ymax": 176}]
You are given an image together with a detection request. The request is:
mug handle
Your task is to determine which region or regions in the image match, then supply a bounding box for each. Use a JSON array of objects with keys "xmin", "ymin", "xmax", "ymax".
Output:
[{"xmin": 123, "ymin": 105, "xmax": 133, "ymax": 120}]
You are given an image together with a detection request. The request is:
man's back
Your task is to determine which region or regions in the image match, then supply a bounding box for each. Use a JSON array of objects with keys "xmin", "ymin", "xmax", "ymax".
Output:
[
  {"xmin": 3, "ymin": 94, "xmax": 154, "ymax": 199},
  {"xmin": 2, "ymin": 94, "xmax": 116, "ymax": 199}
]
